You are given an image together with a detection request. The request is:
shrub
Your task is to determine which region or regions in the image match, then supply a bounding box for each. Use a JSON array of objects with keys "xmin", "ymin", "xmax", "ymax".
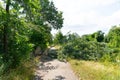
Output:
[{"xmin": 57, "ymin": 39, "xmax": 110, "ymax": 61}]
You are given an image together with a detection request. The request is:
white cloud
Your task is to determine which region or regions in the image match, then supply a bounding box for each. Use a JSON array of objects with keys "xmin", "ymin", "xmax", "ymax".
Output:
[
  {"xmin": 53, "ymin": 0, "xmax": 119, "ymax": 11},
  {"xmin": 51, "ymin": 0, "xmax": 120, "ymax": 35}
]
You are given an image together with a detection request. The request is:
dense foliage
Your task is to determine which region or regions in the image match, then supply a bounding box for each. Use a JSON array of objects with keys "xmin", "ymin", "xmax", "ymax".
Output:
[
  {"xmin": 55, "ymin": 27, "xmax": 120, "ymax": 62},
  {"xmin": 0, "ymin": 0, "xmax": 63, "ymax": 79}
]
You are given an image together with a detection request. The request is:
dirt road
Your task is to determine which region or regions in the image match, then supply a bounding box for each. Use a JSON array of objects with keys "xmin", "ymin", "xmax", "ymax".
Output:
[{"xmin": 34, "ymin": 56, "xmax": 79, "ymax": 80}]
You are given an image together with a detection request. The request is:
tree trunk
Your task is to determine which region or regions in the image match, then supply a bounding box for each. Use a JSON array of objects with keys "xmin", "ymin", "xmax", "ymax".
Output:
[
  {"xmin": 3, "ymin": 25, "xmax": 7, "ymax": 53},
  {"xmin": 3, "ymin": 0, "xmax": 10, "ymax": 54}
]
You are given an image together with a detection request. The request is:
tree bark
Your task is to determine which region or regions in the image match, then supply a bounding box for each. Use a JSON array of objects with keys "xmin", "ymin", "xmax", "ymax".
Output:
[{"xmin": 3, "ymin": 0, "xmax": 10, "ymax": 54}]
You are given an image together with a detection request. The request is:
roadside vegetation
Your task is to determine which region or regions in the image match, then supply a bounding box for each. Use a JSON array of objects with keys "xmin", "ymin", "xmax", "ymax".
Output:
[
  {"xmin": 0, "ymin": 0, "xmax": 63, "ymax": 79},
  {"xmin": 70, "ymin": 60, "xmax": 120, "ymax": 80},
  {"xmin": 53, "ymin": 26, "xmax": 120, "ymax": 80}
]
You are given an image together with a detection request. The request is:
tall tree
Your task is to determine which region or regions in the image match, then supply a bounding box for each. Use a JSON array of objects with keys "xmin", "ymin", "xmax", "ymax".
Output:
[
  {"xmin": 0, "ymin": 0, "xmax": 63, "ymax": 68},
  {"xmin": 107, "ymin": 26, "xmax": 120, "ymax": 47},
  {"xmin": 93, "ymin": 30, "xmax": 104, "ymax": 42},
  {"xmin": 3, "ymin": 0, "xmax": 10, "ymax": 54},
  {"xmin": 54, "ymin": 30, "xmax": 65, "ymax": 45}
]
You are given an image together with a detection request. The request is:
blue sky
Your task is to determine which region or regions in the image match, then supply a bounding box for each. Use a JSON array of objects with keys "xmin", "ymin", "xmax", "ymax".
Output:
[{"xmin": 51, "ymin": 0, "xmax": 120, "ymax": 35}]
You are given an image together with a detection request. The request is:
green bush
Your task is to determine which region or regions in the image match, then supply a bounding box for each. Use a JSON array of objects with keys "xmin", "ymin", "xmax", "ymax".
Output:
[
  {"xmin": 57, "ymin": 38, "xmax": 111, "ymax": 61},
  {"xmin": 57, "ymin": 49, "xmax": 67, "ymax": 61}
]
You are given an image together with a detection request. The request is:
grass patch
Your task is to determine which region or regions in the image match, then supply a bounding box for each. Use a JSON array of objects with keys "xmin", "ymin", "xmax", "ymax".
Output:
[
  {"xmin": 0, "ymin": 56, "xmax": 41, "ymax": 80},
  {"xmin": 69, "ymin": 59, "xmax": 120, "ymax": 80}
]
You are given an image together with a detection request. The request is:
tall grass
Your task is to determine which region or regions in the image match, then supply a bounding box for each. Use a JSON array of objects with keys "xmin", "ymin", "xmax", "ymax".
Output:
[
  {"xmin": 69, "ymin": 59, "xmax": 120, "ymax": 80},
  {"xmin": 0, "ymin": 56, "xmax": 40, "ymax": 80}
]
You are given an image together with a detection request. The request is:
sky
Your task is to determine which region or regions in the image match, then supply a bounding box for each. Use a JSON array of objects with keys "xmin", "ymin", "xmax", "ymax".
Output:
[{"xmin": 51, "ymin": 0, "xmax": 120, "ymax": 36}]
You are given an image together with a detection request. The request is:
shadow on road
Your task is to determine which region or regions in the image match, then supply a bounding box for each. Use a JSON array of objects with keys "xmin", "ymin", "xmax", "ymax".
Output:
[
  {"xmin": 53, "ymin": 75, "xmax": 65, "ymax": 80},
  {"xmin": 34, "ymin": 75, "xmax": 43, "ymax": 80},
  {"xmin": 34, "ymin": 47, "xmax": 67, "ymax": 80}
]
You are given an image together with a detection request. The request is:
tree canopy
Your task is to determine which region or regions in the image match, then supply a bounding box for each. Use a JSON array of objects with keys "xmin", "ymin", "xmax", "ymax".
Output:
[{"xmin": 0, "ymin": 0, "xmax": 64, "ymax": 76}]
